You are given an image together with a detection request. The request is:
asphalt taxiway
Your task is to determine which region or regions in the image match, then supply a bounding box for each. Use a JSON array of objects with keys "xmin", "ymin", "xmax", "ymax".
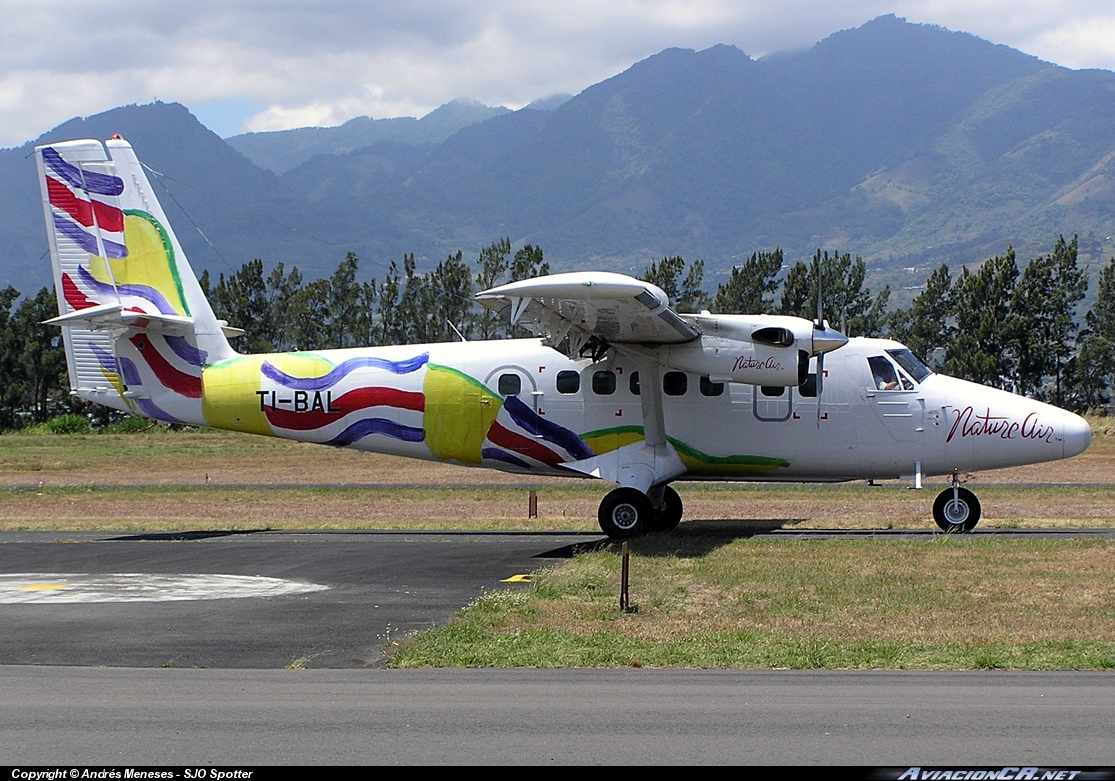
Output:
[{"xmin": 0, "ymin": 529, "xmax": 602, "ymax": 668}]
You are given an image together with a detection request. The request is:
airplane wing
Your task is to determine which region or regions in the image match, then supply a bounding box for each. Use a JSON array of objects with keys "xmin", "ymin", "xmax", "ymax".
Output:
[{"xmin": 475, "ymin": 271, "xmax": 699, "ymax": 348}]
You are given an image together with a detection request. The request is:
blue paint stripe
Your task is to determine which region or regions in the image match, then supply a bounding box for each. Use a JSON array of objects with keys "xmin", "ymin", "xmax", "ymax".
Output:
[
  {"xmin": 134, "ymin": 398, "xmax": 185, "ymax": 424},
  {"xmin": 76, "ymin": 265, "xmax": 177, "ymax": 315},
  {"xmin": 54, "ymin": 214, "xmax": 127, "ymax": 258},
  {"xmin": 164, "ymin": 335, "xmax": 207, "ymax": 366},
  {"xmin": 118, "ymin": 356, "xmax": 142, "ymax": 386},
  {"xmin": 42, "ymin": 148, "xmax": 125, "ymax": 195},
  {"xmin": 325, "ymin": 418, "xmax": 425, "ymax": 447},
  {"xmin": 481, "ymin": 447, "xmax": 532, "ymax": 469},
  {"xmin": 89, "ymin": 342, "xmax": 118, "ymax": 374},
  {"xmin": 262, "ymin": 353, "xmax": 429, "ymax": 391},
  {"xmin": 502, "ymin": 395, "xmax": 594, "ymax": 460}
]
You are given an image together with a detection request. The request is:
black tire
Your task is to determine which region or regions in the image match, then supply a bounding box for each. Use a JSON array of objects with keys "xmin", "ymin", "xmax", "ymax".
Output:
[
  {"xmin": 648, "ymin": 485, "xmax": 683, "ymax": 532},
  {"xmin": 598, "ymin": 488, "xmax": 653, "ymax": 539},
  {"xmin": 933, "ymin": 487, "xmax": 981, "ymax": 533}
]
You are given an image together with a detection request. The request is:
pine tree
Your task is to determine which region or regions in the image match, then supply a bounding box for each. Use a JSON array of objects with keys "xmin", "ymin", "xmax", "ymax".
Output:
[
  {"xmin": 712, "ymin": 250, "xmax": 783, "ymax": 314},
  {"xmin": 947, "ymin": 249, "xmax": 1018, "ymax": 389}
]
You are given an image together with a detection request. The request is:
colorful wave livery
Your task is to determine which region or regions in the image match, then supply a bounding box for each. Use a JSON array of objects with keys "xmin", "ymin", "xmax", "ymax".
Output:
[
  {"xmin": 481, "ymin": 447, "xmax": 531, "ymax": 469},
  {"xmin": 324, "ymin": 418, "xmax": 425, "ymax": 447},
  {"xmin": 128, "ymin": 334, "xmax": 202, "ymax": 398},
  {"xmin": 42, "ymin": 148, "xmax": 124, "ymax": 196},
  {"xmin": 88, "ymin": 343, "xmax": 182, "ymax": 422},
  {"xmin": 54, "ymin": 214, "xmax": 127, "ymax": 259},
  {"xmin": 262, "ymin": 353, "xmax": 430, "ymax": 391},
  {"xmin": 164, "ymin": 335, "xmax": 207, "ymax": 367},
  {"xmin": 265, "ymin": 387, "xmax": 424, "ymax": 431},
  {"xmin": 77, "ymin": 265, "xmax": 176, "ymax": 314},
  {"xmin": 486, "ymin": 421, "xmax": 564, "ymax": 467},
  {"xmin": 47, "ymin": 176, "xmax": 124, "ymax": 232},
  {"xmin": 502, "ymin": 395, "xmax": 593, "ymax": 460},
  {"xmin": 61, "ymin": 273, "xmax": 96, "ymax": 311}
]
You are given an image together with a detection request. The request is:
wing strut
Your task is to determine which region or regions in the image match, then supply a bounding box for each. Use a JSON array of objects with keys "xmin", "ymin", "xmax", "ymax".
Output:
[{"xmin": 562, "ymin": 349, "xmax": 685, "ymax": 494}]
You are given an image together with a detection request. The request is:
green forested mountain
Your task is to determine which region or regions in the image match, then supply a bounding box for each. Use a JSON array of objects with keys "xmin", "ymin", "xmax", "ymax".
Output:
[{"xmin": 2, "ymin": 15, "xmax": 1114, "ymax": 297}]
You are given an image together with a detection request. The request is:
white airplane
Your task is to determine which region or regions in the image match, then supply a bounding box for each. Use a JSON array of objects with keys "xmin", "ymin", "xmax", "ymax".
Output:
[{"xmin": 36, "ymin": 138, "xmax": 1092, "ymax": 537}]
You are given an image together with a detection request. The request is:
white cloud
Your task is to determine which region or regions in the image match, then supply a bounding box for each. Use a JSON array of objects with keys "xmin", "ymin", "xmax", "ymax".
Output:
[{"xmin": 1, "ymin": 0, "xmax": 1114, "ymax": 147}]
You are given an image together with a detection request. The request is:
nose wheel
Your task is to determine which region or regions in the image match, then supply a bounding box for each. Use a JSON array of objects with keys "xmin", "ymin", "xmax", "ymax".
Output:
[{"xmin": 933, "ymin": 486, "xmax": 981, "ymax": 533}]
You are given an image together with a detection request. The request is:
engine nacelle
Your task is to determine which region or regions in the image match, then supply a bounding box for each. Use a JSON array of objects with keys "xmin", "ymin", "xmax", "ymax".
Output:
[{"xmin": 662, "ymin": 314, "xmax": 822, "ymax": 386}]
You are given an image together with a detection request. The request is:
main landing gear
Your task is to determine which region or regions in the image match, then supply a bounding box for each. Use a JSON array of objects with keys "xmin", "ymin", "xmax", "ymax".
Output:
[
  {"xmin": 932, "ymin": 472, "xmax": 981, "ymax": 533},
  {"xmin": 597, "ymin": 485, "xmax": 683, "ymax": 538}
]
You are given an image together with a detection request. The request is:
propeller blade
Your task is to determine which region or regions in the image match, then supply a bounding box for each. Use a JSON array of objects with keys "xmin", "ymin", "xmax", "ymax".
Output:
[{"xmin": 816, "ymin": 352, "xmax": 824, "ymax": 427}]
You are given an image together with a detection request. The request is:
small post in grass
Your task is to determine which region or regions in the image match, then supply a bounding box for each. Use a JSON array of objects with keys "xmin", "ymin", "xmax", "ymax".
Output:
[
  {"xmin": 528, "ymin": 490, "xmax": 538, "ymax": 518},
  {"xmin": 620, "ymin": 541, "xmax": 630, "ymax": 612}
]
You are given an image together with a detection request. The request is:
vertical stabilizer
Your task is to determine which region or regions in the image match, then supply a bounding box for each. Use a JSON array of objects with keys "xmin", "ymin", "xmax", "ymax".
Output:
[{"xmin": 36, "ymin": 137, "xmax": 236, "ymax": 424}]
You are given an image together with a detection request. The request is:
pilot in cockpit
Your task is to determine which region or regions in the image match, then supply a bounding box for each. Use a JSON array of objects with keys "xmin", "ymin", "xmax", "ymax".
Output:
[{"xmin": 868, "ymin": 356, "xmax": 901, "ymax": 390}]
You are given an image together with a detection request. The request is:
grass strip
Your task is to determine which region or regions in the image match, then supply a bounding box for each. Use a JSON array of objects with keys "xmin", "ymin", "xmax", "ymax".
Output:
[{"xmin": 390, "ymin": 536, "xmax": 1115, "ymax": 669}]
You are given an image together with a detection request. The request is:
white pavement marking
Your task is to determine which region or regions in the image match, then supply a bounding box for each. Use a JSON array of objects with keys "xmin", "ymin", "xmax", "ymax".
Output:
[{"xmin": 0, "ymin": 573, "xmax": 330, "ymax": 603}]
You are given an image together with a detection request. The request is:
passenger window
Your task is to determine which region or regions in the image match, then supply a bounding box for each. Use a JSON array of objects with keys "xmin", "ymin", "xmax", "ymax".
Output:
[
  {"xmin": 556, "ymin": 370, "xmax": 580, "ymax": 394},
  {"xmin": 663, "ymin": 372, "xmax": 687, "ymax": 396},
  {"xmin": 700, "ymin": 376, "xmax": 724, "ymax": 397},
  {"xmin": 592, "ymin": 370, "xmax": 616, "ymax": 395},
  {"xmin": 498, "ymin": 373, "xmax": 521, "ymax": 396},
  {"xmin": 629, "ymin": 371, "xmax": 640, "ymax": 396},
  {"xmin": 760, "ymin": 385, "xmax": 785, "ymax": 397}
]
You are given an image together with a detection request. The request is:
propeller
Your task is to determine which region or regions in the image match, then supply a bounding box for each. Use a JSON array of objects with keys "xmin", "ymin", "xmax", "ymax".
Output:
[
  {"xmin": 810, "ymin": 255, "xmax": 849, "ymax": 426},
  {"xmin": 814, "ymin": 257, "xmax": 825, "ymax": 426}
]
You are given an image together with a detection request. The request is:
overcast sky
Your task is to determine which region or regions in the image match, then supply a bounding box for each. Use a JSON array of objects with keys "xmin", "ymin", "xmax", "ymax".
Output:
[{"xmin": 2, "ymin": 0, "xmax": 1114, "ymax": 148}]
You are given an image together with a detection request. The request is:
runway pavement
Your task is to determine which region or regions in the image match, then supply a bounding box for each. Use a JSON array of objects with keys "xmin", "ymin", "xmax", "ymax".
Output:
[{"xmin": 2, "ymin": 667, "xmax": 1113, "ymax": 765}]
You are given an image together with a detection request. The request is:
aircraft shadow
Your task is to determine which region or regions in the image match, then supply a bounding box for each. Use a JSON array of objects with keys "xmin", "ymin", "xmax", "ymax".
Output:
[
  {"xmin": 536, "ymin": 518, "xmax": 806, "ymax": 559},
  {"xmin": 108, "ymin": 530, "xmax": 266, "ymax": 542}
]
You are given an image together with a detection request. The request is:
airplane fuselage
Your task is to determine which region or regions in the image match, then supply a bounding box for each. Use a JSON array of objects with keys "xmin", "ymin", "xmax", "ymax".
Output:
[{"xmin": 182, "ymin": 336, "xmax": 1091, "ymax": 484}]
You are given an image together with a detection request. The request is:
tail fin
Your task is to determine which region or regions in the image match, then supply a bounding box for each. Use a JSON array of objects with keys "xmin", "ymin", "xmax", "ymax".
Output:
[{"xmin": 36, "ymin": 137, "xmax": 236, "ymax": 424}]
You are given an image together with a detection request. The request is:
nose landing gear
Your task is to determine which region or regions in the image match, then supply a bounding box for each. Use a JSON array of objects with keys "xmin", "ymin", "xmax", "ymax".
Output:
[{"xmin": 933, "ymin": 472, "xmax": 981, "ymax": 533}]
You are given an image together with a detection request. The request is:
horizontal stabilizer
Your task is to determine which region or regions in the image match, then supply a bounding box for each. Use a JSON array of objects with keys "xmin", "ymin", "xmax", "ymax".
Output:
[{"xmin": 45, "ymin": 304, "xmax": 195, "ymax": 335}]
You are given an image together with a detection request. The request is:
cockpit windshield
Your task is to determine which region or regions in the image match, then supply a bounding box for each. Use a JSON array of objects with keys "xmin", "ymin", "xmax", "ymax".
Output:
[{"xmin": 886, "ymin": 349, "xmax": 932, "ymax": 383}]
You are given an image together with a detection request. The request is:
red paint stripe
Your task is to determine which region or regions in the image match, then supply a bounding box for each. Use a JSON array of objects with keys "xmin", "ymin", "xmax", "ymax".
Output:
[
  {"xmin": 265, "ymin": 386, "xmax": 425, "ymax": 431},
  {"xmin": 47, "ymin": 176, "xmax": 124, "ymax": 232},
  {"xmin": 61, "ymin": 272, "xmax": 96, "ymax": 310},
  {"xmin": 128, "ymin": 333, "xmax": 202, "ymax": 398},
  {"xmin": 486, "ymin": 421, "xmax": 564, "ymax": 467}
]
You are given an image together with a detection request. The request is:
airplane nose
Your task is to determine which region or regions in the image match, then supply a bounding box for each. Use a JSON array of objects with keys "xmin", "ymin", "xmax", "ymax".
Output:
[{"xmin": 1063, "ymin": 412, "xmax": 1092, "ymax": 459}]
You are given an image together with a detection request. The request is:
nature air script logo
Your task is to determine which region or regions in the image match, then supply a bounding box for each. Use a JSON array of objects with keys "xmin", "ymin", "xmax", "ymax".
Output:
[
  {"xmin": 946, "ymin": 406, "xmax": 1057, "ymax": 444},
  {"xmin": 731, "ymin": 355, "xmax": 783, "ymax": 373}
]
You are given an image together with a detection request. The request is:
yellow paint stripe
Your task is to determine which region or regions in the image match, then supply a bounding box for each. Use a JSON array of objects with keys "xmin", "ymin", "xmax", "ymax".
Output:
[{"xmin": 17, "ymin": 583, "xmax": 69, "ymax": 591}]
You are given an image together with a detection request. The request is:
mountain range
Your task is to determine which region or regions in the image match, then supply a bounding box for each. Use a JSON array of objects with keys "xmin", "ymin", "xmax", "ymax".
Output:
[{"xmin": 2, "ymin": 14, "xmax": 1114, "ymax": 301}]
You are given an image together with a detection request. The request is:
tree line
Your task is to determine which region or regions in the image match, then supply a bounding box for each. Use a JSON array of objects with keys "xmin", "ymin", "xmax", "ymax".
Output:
[{"xmin": 2, "ymin": 234, "xmax": 1113, "ymax": 429}]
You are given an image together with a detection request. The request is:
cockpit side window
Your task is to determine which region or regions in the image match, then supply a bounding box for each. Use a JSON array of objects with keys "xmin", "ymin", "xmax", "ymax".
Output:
[
  {"xmin": 868, "ymin": 356, "xmax": 902, "ymax": 391},
  {"xmin": 887, "ymin": 349, "xmax": 932, "ymax": 383}
]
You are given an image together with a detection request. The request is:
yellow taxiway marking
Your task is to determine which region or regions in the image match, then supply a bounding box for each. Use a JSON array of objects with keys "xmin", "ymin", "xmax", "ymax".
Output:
[
  {"xmin": 501, "ymin": 574, "xmax": 532, "ymax": 583},
  {"xmin": 17, "ymin": 583, "xmax": 69, "ymax": 591}
]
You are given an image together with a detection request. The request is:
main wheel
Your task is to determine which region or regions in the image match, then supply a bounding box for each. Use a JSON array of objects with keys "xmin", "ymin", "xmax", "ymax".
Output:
[
  {"xmin": 933, "ymin": 487, "xmax": 981, "ymax": 533},
  {"xmin": 648, "ymin": 485, "xmax": 683, "ymax": 532},
  {"xmin": 598, "ymin": 488, "xmax": 653, "ymax": 539}
]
